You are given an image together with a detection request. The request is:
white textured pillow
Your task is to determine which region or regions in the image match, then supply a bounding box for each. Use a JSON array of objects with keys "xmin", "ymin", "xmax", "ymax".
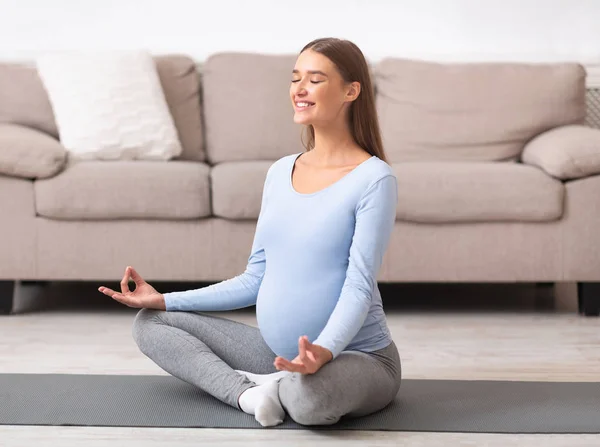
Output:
[{"xmin": 36, "ymin": 51, "xmax": 182, "ymax": 161}]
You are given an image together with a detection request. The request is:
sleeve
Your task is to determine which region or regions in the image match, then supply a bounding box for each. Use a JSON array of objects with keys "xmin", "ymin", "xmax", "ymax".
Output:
[
  {"xmin": 163, "ymin": 165, "xmax": 274, "ymax": 312},
  {"xmin": 312, "ymin": 174, "xmax": 398, "ymax": 359}
]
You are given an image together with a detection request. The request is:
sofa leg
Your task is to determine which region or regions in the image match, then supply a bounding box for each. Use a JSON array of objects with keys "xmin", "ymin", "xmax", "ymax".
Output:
[
  {"xmin": 534, "ymin": 282, "xmax": 554, "ymax": 310},
  {"xmin": 0, "ymin": 281, "xmax": 50, "ymax": 315},
  {"xmin": 577, "ymin": 282, "xmax": 600, "ymax": 316},
  {"xmin": 0, "ymin": 281, "xmax": 15, "ymax": 315}
]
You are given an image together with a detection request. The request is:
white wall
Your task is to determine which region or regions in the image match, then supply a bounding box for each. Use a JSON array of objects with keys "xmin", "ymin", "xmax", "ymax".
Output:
[{"xmin": 0, "ymin": 0, "xmax": 598, "ymax": 64}]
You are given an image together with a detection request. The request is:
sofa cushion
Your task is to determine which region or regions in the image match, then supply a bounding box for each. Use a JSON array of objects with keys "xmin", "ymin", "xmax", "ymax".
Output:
[
  {"xmin": 521, "ymin": 124, "xmax": 600, "ymax": 180},
  {"xmin": 375, "ymin": 59, "xmax": 586, "ymax": 162},
  {"xmin": 0, "ymin": 63, "xmax": 58, "ymax": 137},
  {"xmin": 203, "ymin": 53, "xmax": 304, "ymax": 163},
  {"xmin": 212, "ymin": 160, "xmax": 563, "ymax": 223},
  {"xmin": 393, "ymin": 162, "xmax": 564, "ymax": 223},
  {"xmin": 0, "ymin": 124, "xmax": 67, "ymax": 179},
  {"xmin": 155, "ymin": 55, "xmax": 205, "ymax": 161},
  {"xmin": 211, "ymin": 161, "xmax": 271, "ymax": 219},
  {"xmin": 36, "ymin": 51, "xmax": 183, "ymax": 162},
  {"xmin": 34, "ymin": 160, "xmax": 211, "ymax": 220},
  {"xmin": 0, "ymin": 55, "xmax": 205, "ymax": 161}
]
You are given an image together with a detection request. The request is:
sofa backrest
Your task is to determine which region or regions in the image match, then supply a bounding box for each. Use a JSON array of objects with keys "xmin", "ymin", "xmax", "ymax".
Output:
[
  {"xmin": 374, "ymin": 58, "xmax": 587, "ymax": 162},
  {"xmin": 201, "ymin": 52, "xmax": 304, "ymax": 164},
  {"xmin": 0, "ymin": 63, "xmax": 58, "ymax": 138},
  {"xmin": 154, "ymin": 55, "xmax": 205, "ymax": 161},
  {"xmin": 0, "ymin": 53, "xmax": 588, "ymax": 165},
  {"xmin": 0, "ymin": 55, "xmax": 206, "ymax": 161}
]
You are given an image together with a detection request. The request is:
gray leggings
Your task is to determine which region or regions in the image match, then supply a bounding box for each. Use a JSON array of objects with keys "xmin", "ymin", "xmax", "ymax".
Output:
[{"xmin": 132, "ymin": 308, "xmax": 401, "ymax": 426}]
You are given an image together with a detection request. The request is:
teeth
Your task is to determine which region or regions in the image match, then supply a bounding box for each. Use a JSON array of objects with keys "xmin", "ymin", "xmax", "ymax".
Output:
[{"xmin": 296, "ymin": 102, "xmax": 313, "ymax": 108}]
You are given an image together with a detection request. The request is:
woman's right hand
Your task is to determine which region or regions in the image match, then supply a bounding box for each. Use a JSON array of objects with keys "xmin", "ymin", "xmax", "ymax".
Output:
[{"xmin": 98, "ymin": 266, "xmax": 166, "ymax": 310}]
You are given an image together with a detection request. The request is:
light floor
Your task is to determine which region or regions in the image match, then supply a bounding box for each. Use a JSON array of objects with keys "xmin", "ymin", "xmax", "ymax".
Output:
[{"xmin": 1, "ymin": 281, "xmax": 600, "ymax": 446}]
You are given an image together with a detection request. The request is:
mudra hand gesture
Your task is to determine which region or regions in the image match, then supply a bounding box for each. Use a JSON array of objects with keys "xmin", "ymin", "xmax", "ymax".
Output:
[
  {"xmin": 274, "ymin": 335, "xmax": 333, "ymax": 374},
  {"xmin": 98, "ymin": 266, "xmax": 166, "ymax": 310}
]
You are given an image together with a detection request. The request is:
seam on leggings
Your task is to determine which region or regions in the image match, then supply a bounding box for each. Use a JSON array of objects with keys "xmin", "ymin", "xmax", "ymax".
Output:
[
  {"xmin": 152, "ymin": 314, "xmax": 220, "ymax": 355},
  {"xmin": 154, "ymin": 312, "xmax": 275, "ymax": 363},
  {"xmin": 185, "ymin": 313, "xmax": 274, "ymax": 360}
]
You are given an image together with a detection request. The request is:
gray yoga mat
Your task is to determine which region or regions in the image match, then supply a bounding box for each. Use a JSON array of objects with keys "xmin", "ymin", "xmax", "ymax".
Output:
[{"xmin": 1, "ymin": 373, "xmax": 599, "ymax": 433}]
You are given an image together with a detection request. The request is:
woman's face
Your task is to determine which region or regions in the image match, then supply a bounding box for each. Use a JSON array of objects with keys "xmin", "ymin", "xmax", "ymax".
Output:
[{"xmin": 290, "ymin": 49, "xmax": 357, "ymax": 126}]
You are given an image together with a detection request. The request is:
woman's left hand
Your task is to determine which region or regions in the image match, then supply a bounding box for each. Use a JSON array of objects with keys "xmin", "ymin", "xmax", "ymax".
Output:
[{"xmin": 274, "ymin": 336, "xmax": 333, "ymax": 374}]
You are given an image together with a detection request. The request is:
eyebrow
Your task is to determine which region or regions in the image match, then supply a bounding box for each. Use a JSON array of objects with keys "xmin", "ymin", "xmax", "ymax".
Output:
[{"xmin": 292, "ymin": 69, "xmax": 328, "ymax": 76}]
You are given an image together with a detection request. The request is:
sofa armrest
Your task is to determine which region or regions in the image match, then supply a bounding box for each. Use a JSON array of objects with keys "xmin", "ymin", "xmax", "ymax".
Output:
[
  {"xmin": 0, "ymin": 123, "xmax": 67, "ymax": 179},
  {"xmin": 521, "ymin": 124, "xmax": 600, "ymax": 180}
]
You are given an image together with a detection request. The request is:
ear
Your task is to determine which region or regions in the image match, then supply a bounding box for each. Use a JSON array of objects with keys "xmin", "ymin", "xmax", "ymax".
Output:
[{"xmin": 345, "ymin": 81, "xmax": 361, "ymax": 103}]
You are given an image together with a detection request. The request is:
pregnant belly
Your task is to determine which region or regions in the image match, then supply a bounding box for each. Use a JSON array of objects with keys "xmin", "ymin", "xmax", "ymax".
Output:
[{"xmin": 255, "ymin": 279, "xmax": 340, "ymax": 359}]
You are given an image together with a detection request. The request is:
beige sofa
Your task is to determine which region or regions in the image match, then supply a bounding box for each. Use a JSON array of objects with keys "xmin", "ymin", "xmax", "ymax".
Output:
[{"xmin": 1, "ymin": 53, "xmax": 600, "ymax": 316}]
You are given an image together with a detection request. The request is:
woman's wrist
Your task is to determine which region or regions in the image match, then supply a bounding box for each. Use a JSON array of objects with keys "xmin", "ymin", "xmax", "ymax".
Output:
[{"xmin": 153, "ymin": 293, "xmax": 166, "ymax": 311}]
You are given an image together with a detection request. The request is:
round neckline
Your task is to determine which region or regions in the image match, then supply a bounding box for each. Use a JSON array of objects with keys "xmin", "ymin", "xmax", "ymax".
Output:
[{"xmin": 289, "ymin": 152, "xmax": 377, "ymax": 197}]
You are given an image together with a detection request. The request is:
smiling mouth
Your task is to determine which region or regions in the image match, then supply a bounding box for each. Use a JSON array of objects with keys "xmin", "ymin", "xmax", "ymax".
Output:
[{"xmin": 295, "ymin": 101, "xmax": 315, "ymax": 110}]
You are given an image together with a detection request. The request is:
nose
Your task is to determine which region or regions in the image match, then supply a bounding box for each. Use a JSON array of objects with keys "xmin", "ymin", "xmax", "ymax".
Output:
[
  {"xmin": 293, "ymin": 85, "xmax": 309, "ymax": 99},
  {"xmin": 291, "ymin": 79, "xmax": 308, "ymax": 97}
]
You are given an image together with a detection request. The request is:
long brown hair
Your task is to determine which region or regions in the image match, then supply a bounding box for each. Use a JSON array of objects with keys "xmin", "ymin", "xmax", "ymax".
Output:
[{"xmin": 298, "ymin": 37, "xmax": 388, "ymax": 163}]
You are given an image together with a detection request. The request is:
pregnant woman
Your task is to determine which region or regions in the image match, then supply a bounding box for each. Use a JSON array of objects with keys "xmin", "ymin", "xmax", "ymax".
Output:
[{"xmin": 98, "ymin": 37, "xmax": 401, "ymax": 427}]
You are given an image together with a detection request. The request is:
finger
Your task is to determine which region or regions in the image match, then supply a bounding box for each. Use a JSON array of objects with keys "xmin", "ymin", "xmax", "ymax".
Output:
[
  {"xmin": 128, "ymin": 266, "xmax": 146, "ymax": 286},
  {"xmin": 300, "ymin": 336, "xmax": 318, "ymax": 365},
  {"xmin": 302, "ymin": 336, "xmax": 319, "ymax": 361},
  {"xmin": 276, "ymin": 357, "xmax": 311, "ymax": 374},
  {"xmin": 274, "ymin": 356, "xmax": 297, "ymax": 370},
  {"xmin": 275, "ymin": 357, "xmax": 304, "ymax": 373},
  {"xmin": 98, "ymin": 286, "xmax": 120, "ymax": 297},
  {"xmin": 298, "ymin": 336, "xmax": 312, "ymax": 365},
  {"xmin": 98, "ymin": 286, "xmax": 132, "ymax": 304},
  {"xmin": 120, "ymin": 267, "xmax": 131, "ymax": 294}
]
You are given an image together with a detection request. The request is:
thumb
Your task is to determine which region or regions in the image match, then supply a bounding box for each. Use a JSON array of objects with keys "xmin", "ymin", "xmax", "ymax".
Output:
[{"xmin": 128, "ymin": 266, "xmax": 146, "ymax": 286}]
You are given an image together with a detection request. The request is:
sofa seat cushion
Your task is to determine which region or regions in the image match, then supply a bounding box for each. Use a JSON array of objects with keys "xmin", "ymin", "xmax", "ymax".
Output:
[
  {"xmin": 393, "ymin": 162, "xmax": 565, "ymax": 223},
  {"xmin": 211, "ymin": 160, "xmax": 564, "ymax": 223},
  {"xmin": 211, "ymin": 161, "xmax": 272, "ymax": 219},
  {"xmin": 34, "ymin": 160, "xmax": 210, "ymax": 220}
]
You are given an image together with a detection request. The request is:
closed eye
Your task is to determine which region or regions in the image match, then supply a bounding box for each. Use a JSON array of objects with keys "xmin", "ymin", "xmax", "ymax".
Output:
[{"xmin": 291, "ymin": 80, "xmax": 323, "ymax": 84}]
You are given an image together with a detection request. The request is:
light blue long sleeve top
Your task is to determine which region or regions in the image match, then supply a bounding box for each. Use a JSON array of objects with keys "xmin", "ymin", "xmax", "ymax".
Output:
[{"xmin": 163, "ymin": 152, "xmax": 398, "ymax": 360}]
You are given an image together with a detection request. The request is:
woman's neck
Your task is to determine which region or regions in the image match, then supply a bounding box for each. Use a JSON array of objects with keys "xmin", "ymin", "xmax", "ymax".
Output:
[{"xmin": 310, "ymin": 122, "xmax": 360, "ymax": 166}]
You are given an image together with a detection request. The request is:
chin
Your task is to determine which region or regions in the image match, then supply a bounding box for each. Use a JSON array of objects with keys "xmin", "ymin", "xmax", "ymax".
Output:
[{"xmin": 293, "ymin": 115, "xmax": 313, "ymax": 125}]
